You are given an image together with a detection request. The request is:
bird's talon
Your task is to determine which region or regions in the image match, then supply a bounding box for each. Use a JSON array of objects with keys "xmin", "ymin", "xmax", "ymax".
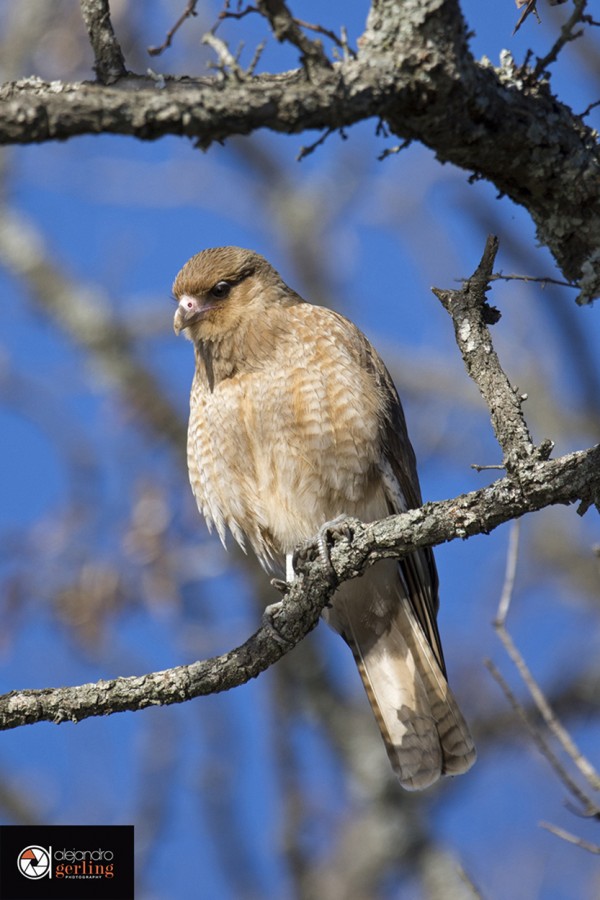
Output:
[
  {"xmin": 292, "ymin": 542, "xmax": 314, "ymax": 570},
  {"xmin": 315, "ymin": 514, "xmax": 355, "ymax": 584},
  {"xmin": 270, "ymin": 577, "xmax": 289, "ymax": 594},
  {"xmin": 262, "ymin": 601, "xmax": 294, "ymax": 648}
]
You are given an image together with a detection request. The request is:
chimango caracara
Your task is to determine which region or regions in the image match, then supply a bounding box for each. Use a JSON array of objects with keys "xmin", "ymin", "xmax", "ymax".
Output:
[{"xmin": 173, "ymin": 246, "xmax": 475, "ymax": 789}]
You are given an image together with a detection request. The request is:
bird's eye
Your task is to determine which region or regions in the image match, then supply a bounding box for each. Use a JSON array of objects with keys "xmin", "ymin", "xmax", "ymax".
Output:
[{"xmin": 210, "ymin": 281, "xmax": 231, "ymax": 300}]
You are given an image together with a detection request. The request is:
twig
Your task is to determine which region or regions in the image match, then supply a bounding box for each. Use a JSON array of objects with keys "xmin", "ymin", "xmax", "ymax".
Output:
[
  {"xmin": 296, "ymin": 128, "xmax": 334, "ymax": 161},
  {"xmin": 491, "ymin": 522, "xmax": 600, "ymax": 801},
  {"xmin": 581, "ymin": 98, "xmax": 600, "ymax": 119},
  {"xmin": 540, "ymin": 821, "xmax": 600, "ymax": 854},
  {"xmin": 495, "ymin": 520, "xmax": 521, "ymax": 627},
  {"xmin": 534, "ymin": 0, "xmax": 588, "ymax": 78},
  {"xmin": 494, "ymin": 535, "xmax": 600, "ymax": 791},
  {"xmin": 513, "ymin": 0, "xmax": 542, "ymax": 37},
  {"xmin": 378, "ymin": 140, "xmax": 411, "ymax": 161},
  {"xmin": 246, "ymin": 38, "xmax": 268, "ymax": 76},
  {"xmin": 293, "ymin": 17, "xmax": 356, "ymax": 58},
  {"xmin": 148, "ymin": 0, "xmax": 199, "ymax": 57},
  {"xmin": 471, "ymin": 463, "xmax": 505, "ymax": 472},
  {"xmin": 217, "ymin": 4, "xmax": 354, "ymax": 57},
  {"xmin": 485, "ymin": 660, "xmax": 600, "ymax": 816},
  {"xmin": 433, "ymin": 235, "xmax": 537, "ymax": 473},
  {"xmin": 202, "ymin": 32, "xmax": 245, "ymax": 80},
  {"xmin": 494, "ymin": 617, "xmax": 600, "ymax": 793},
  {"xmin": 489, "ymin": 272, "xmax": 577, "ymax": 290},
  {"xmin": 79, "ymin": 0, "xmax": 127, "ymax": 84}
]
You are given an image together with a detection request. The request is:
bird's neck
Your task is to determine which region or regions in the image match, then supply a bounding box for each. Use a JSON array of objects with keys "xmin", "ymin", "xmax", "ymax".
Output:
[
  {"xmin": 192, "ymin": 312, "xmax": 284, "ymax": 391},
  {"xmin": 193, "ymin": 335, "xmax": 237, "ymax": 391}
]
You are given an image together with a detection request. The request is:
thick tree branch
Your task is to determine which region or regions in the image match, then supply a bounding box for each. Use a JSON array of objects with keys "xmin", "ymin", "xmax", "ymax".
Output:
[
  {"xmin": 79, "ymin": 0, "xmax": 127, "ymax": 84},
  {"xmin": 0, "ymin": 442, "xmax": 598, "ymax": 731},
  {"xmin": 0, "ymin": 0, "xmax": 598, "ymax": 301}
]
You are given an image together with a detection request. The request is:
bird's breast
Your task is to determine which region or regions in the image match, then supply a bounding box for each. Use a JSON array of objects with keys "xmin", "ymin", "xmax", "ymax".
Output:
[{"xmin": 188, "ymin": 319, "xmax": 389, "ymax": 563}]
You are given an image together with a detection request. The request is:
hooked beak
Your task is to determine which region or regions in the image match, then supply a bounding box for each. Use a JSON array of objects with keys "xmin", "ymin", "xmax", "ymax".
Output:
[{"xmin": 173, "ymin": 294, "xmax": 213, "ymax": 335}]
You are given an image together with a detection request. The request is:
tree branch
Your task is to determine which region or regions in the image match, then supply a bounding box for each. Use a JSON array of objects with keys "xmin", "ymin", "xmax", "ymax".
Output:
[
  {"xmin": 433, "ymin": 235, "xmax": 538, "ymax": 472},
  {"xmin": 79, "ymin": 0, "xmax": 127, "ymax": 84},
  {"xmin": 1, "ymin": 0, "xmax": 598, "ymax": 301},
  {"xmin": 255, "ymin": 0, "xmax": 331, "ymax": 71},
  {"xmin": 147, "ymin": 0, "xmax": 199, "ymax": 57},
  {"xmin": 0, "ymin": 442, "xmax": 598, "ymax": 732}
]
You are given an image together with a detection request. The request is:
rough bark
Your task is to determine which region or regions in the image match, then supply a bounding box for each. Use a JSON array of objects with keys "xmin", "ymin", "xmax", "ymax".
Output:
[{"xmin": 0, "ymin": 0, "xmax": 598, "ymax": 300}]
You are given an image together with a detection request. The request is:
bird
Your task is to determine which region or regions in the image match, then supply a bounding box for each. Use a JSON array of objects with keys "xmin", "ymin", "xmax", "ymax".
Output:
[{"xmin": 173, "ymin": 246, "xmax": 476, "ymax": 790}]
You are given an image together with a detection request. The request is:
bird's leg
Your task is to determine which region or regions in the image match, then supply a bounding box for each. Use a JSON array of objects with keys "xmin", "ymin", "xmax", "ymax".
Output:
[
  {"xmin": 269, "ymin": 553, "xmax": 294, "ymax": 594},
  {"xmin": 286, "ymin": 552, "xmax": 295, "ymax": 583},
  {"xmin": 314, "ymin": 514, "xmax": 356, "ymax": 584},
  {"xmin": 263, "ymin": 554, "xmax": 295, "ymax": 646},
  {"xmin": 263, "ymin": 517, "xmax": 355, "ymax": 644}
]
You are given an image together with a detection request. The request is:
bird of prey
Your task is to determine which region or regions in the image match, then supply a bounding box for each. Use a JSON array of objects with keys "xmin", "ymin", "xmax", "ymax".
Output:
[{"xmin": 173, "ymin": 246, "xmax": 475, "ymax": 789}]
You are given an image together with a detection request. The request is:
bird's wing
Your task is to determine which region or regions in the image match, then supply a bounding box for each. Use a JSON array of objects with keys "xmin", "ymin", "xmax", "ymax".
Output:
[{"xmin": 355, "ymin": 332, "xmax": 447, "ymax": 674}]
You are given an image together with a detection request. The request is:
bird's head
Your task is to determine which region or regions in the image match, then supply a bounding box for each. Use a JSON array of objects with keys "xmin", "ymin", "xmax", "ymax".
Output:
[{"xmin": 172, "ymin": 246, "xmax": 285, "ymax": 342}]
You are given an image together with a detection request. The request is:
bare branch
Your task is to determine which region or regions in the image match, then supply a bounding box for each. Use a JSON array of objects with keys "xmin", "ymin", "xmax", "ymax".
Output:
[
  {"xmin": 433, "ymin": 236, "xmax": 538, "ymax": 472},
  {"xmin": 296, "ymin": 127, "xmax": 334, "ymax": 161},
  {"xmin": 218, "ymin": 4, "xmax": 354, "ymax": 58},
  {"xmin": 581, "ymin": 98, "xmax": 600, "ymax": 118},
  {"xmin": 492, "ymin": 524, "xmax": 600, "ymax": 795},
  {"xmin": 495, "ymin": 520, "xmax": 522, "ymax": 627},
  {"xmin": 489, "ymin": 272, "xmax": 577, "ymax": 290},
  {"xmin": 485, "ymin": 659, "xmax": 600, "ymax": 816},
  {"xmin": 218, "ymin": 2, "xmax": 258, "ymax": 24},
  {"xmin": 147, "ymin": 0, "xmax": 199, "ymax": 57},
  {"xmin": 202, "ymin": 32, "xmax": 246, "ymax": 80},
  {"xmin": 495, "ymin": 623, "xmax": 595, "ymax": 784},
  {"xmin": 0, "ymin": 571, "xmax": 330, "ymax": 731},
  {"xmin": 292, "ymin": 17, "xmax": 355, "ymax": 58},
  {"xmin": 487, "ymin": 520, "xmax": 600, "ymax": 821},
  {"xmin": 79, "ymin": 0, "xmax": 127, "ymax": 84},
  {"xmin": 534, "ymin": 0, "xmax": 588, "ymax": 78},
  {"xmin": 514, "ymin": 0, "xmax": 541, "ymax": 36},
  {"xmin": 540, "ymin": 822, "xmax": 600, "ymax": 854}
]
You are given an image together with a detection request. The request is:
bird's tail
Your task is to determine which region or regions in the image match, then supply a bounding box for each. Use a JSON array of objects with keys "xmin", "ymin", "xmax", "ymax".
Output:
[{"xmin": 327, "ymin": 560, "xmax": 476, "ymax": 790}]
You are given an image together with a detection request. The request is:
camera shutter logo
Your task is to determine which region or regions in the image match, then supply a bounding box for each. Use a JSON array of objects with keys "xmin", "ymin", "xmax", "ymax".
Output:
[{"xmin": 17, "ymin": 845, "xmax": 52, "ymax": 880}]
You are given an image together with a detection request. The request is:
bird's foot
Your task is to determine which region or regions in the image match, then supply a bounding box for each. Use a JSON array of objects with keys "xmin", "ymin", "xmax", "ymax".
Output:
[
  {"xmin": 270, "ymin": 577, "xmax": 289, "ymax": 594},
  {"xmin": 294, "ymin": 514, "xmax": 358, "ymax": 588},
  {"xmin": 261, "ymin": 600, "xmax": 294, "ymax": 648}
]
